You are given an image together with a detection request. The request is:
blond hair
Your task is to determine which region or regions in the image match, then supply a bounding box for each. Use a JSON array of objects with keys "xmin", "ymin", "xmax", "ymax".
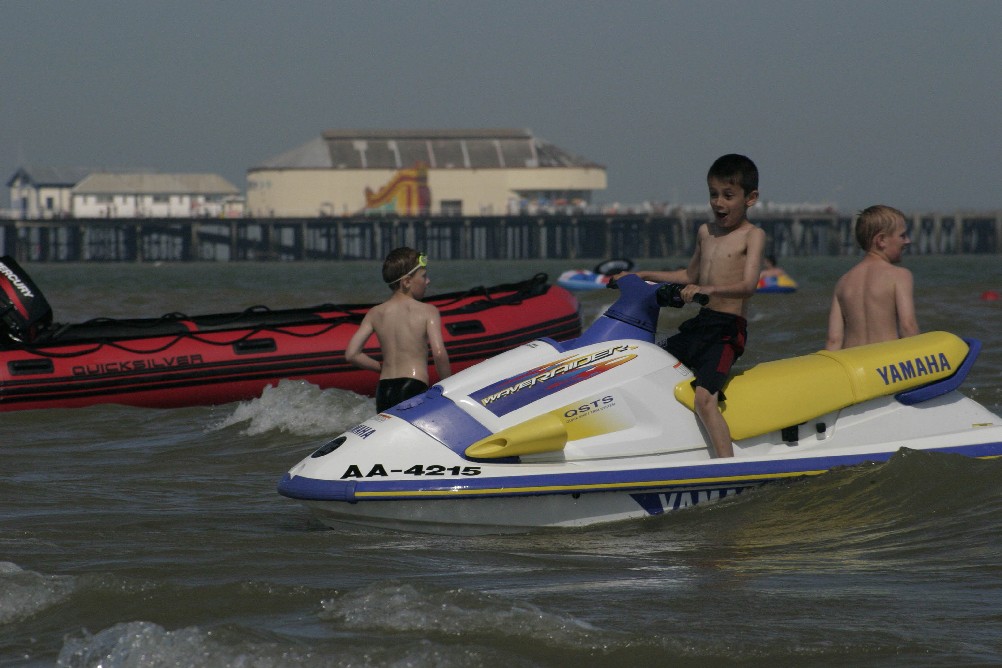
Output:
[{"xmin": 855, "ymin": 205, "xmax": 905, "ymax": 251}]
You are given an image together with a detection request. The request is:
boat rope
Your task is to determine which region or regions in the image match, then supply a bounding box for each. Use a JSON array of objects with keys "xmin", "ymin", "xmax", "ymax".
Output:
[{"xmin": 4, "ymin": 274, "xmax": 553, "ymax": 360}]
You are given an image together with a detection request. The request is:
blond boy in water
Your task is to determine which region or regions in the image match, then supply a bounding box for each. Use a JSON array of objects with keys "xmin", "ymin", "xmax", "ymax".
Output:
[
  {"xmin": 826, "ymin": 205, "xmax": 919, "ymax": 350},
  {"xmin": 346, "ymin": 247, "xmax": 451, "ymax": 412}
]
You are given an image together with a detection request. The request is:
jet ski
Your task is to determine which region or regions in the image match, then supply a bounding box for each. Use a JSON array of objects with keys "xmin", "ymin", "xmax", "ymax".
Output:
[{"xmin": 278, "ymin": 273, "xmax": 1002, "ymax": 534}]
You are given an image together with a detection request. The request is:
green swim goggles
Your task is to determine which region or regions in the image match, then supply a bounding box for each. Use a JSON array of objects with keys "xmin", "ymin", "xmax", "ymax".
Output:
[{"xmin": 388, "ymin": 252, "xmax": 428, "ymax": 285}]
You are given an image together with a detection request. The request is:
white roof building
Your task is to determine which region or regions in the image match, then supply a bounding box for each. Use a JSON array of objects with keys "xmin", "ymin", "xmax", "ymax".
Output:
[
  {"xmin": 246, "ymin": 128, "xmax": 607, "ymax": 217},
  {"xmin": 71, "ymin": 172, "xmax": 242, "ymax": 219},
  {"xmin": 6, "ymin": 166, "xmax": 96, "ymax": 219},
  {"xmin": 6, "ymin": 168, "xmax": 242, "ymax": 219}
]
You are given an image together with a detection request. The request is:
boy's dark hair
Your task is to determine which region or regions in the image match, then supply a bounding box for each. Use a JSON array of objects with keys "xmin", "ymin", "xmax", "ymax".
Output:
[
  {"xmin": 707, "ymin": 154, "xmax": 758, "ymax": 195},
  {"xmin": 382, "ymin": 247, "xmax": 421, "ymax": 286}
]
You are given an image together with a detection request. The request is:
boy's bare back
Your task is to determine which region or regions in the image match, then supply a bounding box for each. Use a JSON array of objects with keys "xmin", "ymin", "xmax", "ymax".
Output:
[
  {"xmin": 827, "ymin": 257, "xmax": 917, "ymax": 349},
  {"xmin": 363, "ymin": 294, "xmax": 444, "ymax": 382},
  {"xmin": 826, "ymin": 205, "xmax": 919, "ymax": 350},
  {"xmin": 345, "ymin": 248, "xmax": 451, "ymax": 387}
]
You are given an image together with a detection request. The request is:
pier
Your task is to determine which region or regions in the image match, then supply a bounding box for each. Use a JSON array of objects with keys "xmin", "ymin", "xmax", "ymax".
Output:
[{"xmin": 3, "ymin": 211, "xmax": 1000, "ymax": 262}]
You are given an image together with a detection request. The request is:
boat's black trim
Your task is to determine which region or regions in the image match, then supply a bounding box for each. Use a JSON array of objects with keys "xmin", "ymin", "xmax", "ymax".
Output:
[
  {"xmin": 5, "ymin": 273, "xmax": 560, "ymax": 352},
  {"xmin": 7, "ymin": 358, "xmax": 55, "ymax": 376},
  {"xmin": 0, "ymin": 313, "xmax": 581, "ymax": 406}
]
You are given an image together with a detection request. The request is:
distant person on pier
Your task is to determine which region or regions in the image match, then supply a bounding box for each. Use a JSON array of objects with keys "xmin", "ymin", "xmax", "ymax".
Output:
[
  {"xmin": 616, "ymin": 153, "xmax": 765, "ymax": 458},
  {"xmin": 825, "ymin": 204, "xmax": 919, "ymax": 350},
  {"xmin": 346, "ymin": 247, "xmax": 451, "ymax": 412}
]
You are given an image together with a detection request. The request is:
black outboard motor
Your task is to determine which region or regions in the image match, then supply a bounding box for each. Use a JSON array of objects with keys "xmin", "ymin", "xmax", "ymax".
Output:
[{"xmin": 0, "ymin": 256, "xmax": 52, "ymax": 343}]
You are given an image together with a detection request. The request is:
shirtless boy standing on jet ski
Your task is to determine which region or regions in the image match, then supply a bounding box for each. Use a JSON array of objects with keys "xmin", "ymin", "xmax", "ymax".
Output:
[
  {"xmin": 825, "ymin": 205, "xmax": 919, "ymax": 350},
  {"xmin": 618, "ymin": 154, "xmax": 765, "ymax": 458},
  {"xmin": 346, "ymin": 247, "xmax": 451, "ymax": 413}
]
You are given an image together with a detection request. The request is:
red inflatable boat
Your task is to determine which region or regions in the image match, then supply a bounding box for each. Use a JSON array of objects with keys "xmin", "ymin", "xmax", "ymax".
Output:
[{"xmin": 0, "ymin": 258, "xmax": 580, "ymax": 412}]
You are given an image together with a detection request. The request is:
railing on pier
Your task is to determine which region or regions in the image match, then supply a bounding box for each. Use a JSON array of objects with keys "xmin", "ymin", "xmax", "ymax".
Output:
[{"xmin": 2, "ymin": 211, "xmax": 1000, "ymax": 262}]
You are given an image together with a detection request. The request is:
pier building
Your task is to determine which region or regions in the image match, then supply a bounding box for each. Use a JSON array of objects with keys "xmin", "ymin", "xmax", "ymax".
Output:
[
  {"xmin": 71, "ymin": 173, "xmax": 242, "ymax": 218},
  {"xmin": 6, "ymin": 168, "xmax": 242, "ymax": 220},
  {"xmin": 245, "ymin": 128, "xmax": 607, "ymax": 218},
  {"xmin": 6, "ymin": 166, "xmax": 94, "ymax": 219}
]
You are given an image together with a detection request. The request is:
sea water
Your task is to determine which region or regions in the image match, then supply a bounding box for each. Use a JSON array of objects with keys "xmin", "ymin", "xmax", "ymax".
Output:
[{"xmin": 2, "ymin": 256, "xmax": 1002, "ymax": 667}]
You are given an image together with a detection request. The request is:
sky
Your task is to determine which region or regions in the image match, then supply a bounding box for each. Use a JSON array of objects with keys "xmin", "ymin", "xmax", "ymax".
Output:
[{"xmin": 3, "ymin": 0, "xmax": 1001, "ymax": 213}]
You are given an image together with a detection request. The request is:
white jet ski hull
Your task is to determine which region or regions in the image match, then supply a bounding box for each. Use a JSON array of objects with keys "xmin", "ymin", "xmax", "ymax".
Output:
[{"xmin": 278, "ymin": 276, "xmax": 1002, "ymax": 533}]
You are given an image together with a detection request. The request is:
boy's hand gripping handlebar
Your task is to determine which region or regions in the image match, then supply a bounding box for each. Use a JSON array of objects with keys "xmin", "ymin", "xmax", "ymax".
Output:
[
  {"xmin": 655, "ymin": 282, "xmax": 709, "ymax": 308},
  {"xmin": 606, "ymin": 277, "xmax": 709, "ymax": 307}
]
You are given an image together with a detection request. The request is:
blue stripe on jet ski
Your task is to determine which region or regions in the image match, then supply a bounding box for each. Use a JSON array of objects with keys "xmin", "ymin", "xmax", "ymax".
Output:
[
  {"xmin": 896, "ymin": 338, "xmax": 981, "ymax": 405},
  {"xmin": 384, "ymin": 385, "xmax": 492, "ymax": 456},
  {"xmin": 278, "ymin": 440, "xmax": 1002, "ymax": 502},
  {"xmin": 278, "ymin": 473, "xmax": 357, "ymax": 501},
  {"xmin": 631, "ymin": 485, "xmax": 754, "ymax": 515}
]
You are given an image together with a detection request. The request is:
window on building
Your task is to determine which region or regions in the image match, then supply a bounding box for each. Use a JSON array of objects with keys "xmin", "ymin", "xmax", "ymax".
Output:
[
  {"xmin": 440, "ymin": 200, "xmax": 462, "ymax": 216},
  {"xmin": 45, "ymin": 197, "xmax": 54, "ymax": 210}
]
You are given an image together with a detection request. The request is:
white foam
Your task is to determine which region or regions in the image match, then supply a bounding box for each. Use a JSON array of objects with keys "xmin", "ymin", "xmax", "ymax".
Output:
[
  {"xmin": 56, "ymin": 619, "xmax": 496, "ymax": 667},
  {"xmin": 209, "ymin": 379, "xmax": 375, "ymax": 437},
  {"xmin": 0, "ymin": 562, "xmax": 76, "ymax": 625},
  {"xmin": 57, "ymin": 621, "xmax": 268, "ymax": 667},
  {"xmin": 319, "ymin": 581, "xmax": 597, "ymax": 644}
]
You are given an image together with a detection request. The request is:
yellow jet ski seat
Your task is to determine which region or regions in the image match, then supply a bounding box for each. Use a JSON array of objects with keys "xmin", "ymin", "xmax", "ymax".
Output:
[{"xmin": 674, "ymin": 331, "xmax": 972, "ymax": 440}]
